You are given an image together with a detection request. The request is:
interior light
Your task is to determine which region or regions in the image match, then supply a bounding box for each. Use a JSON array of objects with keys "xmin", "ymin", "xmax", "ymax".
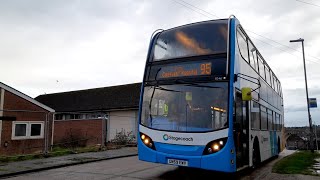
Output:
[{"xmin": 211, "ymin": 107, "xmax": 226, "ymax": 112}]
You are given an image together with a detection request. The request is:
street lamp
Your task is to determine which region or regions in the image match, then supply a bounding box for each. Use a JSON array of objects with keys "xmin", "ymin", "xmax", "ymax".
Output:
[{"xmin": 289, "ymin": 38, "xmax": 314, "ymax": 152}]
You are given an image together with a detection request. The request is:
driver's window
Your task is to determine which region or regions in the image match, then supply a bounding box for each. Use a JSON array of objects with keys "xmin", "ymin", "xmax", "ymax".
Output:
[{"xmin": 151, "ymin": 99, "xmax": 168, "ymax": 116}]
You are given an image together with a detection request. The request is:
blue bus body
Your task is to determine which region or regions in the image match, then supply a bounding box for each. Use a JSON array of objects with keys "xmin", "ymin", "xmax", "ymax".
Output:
[{"xmin": 138, "ymin": 16, "xmax": 284, "ymax": 173}]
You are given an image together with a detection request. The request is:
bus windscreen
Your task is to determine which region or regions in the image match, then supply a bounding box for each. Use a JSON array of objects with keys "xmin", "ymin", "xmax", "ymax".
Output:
[
  {"xmin": 140, "ymin": 82, "xmax": 228, "ymax": 132},
  {"xmin": 152, "ymin": 20, "xmax": 228, "ymax": 61}
]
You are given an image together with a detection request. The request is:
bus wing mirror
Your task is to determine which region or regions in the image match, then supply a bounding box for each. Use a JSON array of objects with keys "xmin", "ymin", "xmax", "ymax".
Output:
[{"xmin": 241, "ymin": 87, "xmax": 252, "ymax": 101}]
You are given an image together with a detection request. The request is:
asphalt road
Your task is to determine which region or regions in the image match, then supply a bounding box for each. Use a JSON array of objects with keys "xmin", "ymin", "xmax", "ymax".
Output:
[{"xmin": 5, "ymin": 150, "xmax": 296, "ymax": 180}]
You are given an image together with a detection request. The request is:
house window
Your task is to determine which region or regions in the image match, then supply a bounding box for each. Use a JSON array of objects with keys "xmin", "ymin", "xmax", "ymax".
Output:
[
  {"xmin": 55, "ymin": 112, "xmax": 109, "ymax": 120},
  {"xmin": 31, "ymin": 124, "xmax": 42, "ymax": 136},
  {"xmin": 12, "ymin": 121, "xmax": 44, "ymax": 140},
  {"xmin": 14, "ymin": 124, "xmax": 27, "ymax": 137},
  {"xmin": 55, "ymin": 114, "xmax": 64, "ymax": 120}
]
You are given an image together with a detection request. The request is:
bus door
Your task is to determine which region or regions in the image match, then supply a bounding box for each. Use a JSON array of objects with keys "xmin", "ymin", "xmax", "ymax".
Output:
[{"xmin": 234, "ymin": 92, "xmax": 249, "ymax": 168}]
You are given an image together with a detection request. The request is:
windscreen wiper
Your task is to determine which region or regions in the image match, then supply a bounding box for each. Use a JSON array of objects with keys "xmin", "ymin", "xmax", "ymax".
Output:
[{"xmin": 155, "ymin": 86, "xmax": 181, "ymax": 93}]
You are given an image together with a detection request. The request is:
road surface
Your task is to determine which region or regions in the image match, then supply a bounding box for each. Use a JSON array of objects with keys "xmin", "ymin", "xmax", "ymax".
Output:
[{"xmin": 6, "ymin": 150, "xmax": 298, "ymax": 180}]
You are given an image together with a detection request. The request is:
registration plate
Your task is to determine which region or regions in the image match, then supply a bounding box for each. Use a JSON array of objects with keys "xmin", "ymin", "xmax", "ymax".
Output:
[{"xmin": 167, "ymin": 159, "xmax": 188, "ymax": 166}]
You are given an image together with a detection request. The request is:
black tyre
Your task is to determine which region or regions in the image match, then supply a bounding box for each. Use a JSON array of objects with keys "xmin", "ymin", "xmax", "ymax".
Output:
[{"xmin": 252, "ymin": 147, "xmax": 258, "ymax": 168}]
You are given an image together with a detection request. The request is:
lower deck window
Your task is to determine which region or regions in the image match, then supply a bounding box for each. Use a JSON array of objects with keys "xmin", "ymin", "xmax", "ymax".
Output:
[
  {"xmin": 260, "ymin": 106, "xmax": 268, "ymax": 130},
  {"xmin": 251, "ymin": 101, "xmax": 260, "ymax": 130},
  {"xmin": 12, "ymin": 122, "xmax": 44, "ymax": 140}
]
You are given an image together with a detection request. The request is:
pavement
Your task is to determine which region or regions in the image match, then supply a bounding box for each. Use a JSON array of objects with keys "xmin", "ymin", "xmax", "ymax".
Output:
[{"xmin": 0, "ymin": 147, "xmax": 138, "ymax": 178}]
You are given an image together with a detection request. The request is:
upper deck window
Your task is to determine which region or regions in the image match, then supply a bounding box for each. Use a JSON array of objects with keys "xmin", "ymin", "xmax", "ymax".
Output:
[
  {"xmin": 237, "ymin": 29, "xmax": 249, "ymax": 63},
  {"xmin": 152, "ymin": 20, "xmax": 228, "ymax": 61}
]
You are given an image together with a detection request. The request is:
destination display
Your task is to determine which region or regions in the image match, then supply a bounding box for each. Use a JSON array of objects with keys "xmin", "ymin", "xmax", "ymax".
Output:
[
  {"xmin": 159, "ymin": 62, "xmax": 212, "ymax": 79},
  {"xmin": 146, "ymin": 58, "xmax": 227, "ymax": 81}
]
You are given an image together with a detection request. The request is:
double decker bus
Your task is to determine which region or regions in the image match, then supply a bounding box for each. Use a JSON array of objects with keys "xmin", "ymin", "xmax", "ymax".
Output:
[{"xmin": 138, "ymin": 16, "xmax": 284, "ymax": 172}]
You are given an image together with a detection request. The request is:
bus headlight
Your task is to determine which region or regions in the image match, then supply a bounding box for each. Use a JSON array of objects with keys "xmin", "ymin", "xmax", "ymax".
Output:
[
  {"xmin": 140, "ymin": 133, "xmax": 155, "ymax": 150},
  {"xmin": 203, "ymin": 138, "xmax": 228, "ymax": 155},
  {"xmin": 213, "ymin": 144, "xmax": 220, "ymax": 151}
]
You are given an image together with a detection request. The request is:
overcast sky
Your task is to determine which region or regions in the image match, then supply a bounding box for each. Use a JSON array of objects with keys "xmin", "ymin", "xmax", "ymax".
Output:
[{"xmin": 0, "ymin": 0, "xmax": 319, "ymax": 127}]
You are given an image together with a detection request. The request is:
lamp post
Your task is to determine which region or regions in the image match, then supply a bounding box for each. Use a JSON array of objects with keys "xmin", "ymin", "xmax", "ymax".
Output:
[{"xmin": 289, "ymin": 38, "xmax": 314, "ymax": 152}]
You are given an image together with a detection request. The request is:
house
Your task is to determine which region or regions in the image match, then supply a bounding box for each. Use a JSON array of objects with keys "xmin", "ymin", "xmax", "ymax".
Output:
[
  {"xmin": 0, "ymin": 82, "xmax": 54, "ymax": 155},
  {"xmin": 35, "ymin": 83, "xmax": 141, "ymax": 147}
]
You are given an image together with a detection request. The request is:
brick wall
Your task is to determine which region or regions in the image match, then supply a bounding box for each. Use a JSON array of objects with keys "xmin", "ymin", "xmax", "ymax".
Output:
[
  {"xmin": 0, "ymin": 90, "xmax": 53, "ymax": 155},
  {"xmin": 53, "ymin": 119, "xmax": 103, "ymax": 147}
]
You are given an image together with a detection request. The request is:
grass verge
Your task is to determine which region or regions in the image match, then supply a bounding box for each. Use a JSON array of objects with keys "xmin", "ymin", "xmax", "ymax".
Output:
[
  {"xmin": 272, "ymin": 151, "xmax": 320, "ymax": 175},
  {"xmin": 0, "ymin": 143, "xmax": 135, "ymax": 164},
  {"xmin": 0, "ymin": 146, "xmax": 101, "ymax": 163}
]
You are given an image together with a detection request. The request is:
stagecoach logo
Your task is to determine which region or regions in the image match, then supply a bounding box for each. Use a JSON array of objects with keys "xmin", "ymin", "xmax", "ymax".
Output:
[
  {"xmin": 163, "ymin": 134, "xmax": 193, "ymax": 142},
  {"xmin": 163, "ymin": 134, "xmax": 169, "ymax": 141}
]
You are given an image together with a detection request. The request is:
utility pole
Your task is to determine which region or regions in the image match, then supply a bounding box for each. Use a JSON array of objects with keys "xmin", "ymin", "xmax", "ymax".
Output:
[{"xmin": 290, "ymin": 38, "xmax": 314, "ymax": 153}]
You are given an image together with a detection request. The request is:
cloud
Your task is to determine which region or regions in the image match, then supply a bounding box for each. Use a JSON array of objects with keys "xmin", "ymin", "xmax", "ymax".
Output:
[
  {"xmin": 286, "ymin": 87, "xmax": 320, "ymax": 97},
  {"xmin": 0, "ymin": 0, "xmax": 319, "ymax": 126},
  {"xmin": 285, "ymin": 105, "xmax": 307, "ymax": 113},
  {"xmin": 285, "ymin": 104, "xmax": 320, "ymax": 113}
]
